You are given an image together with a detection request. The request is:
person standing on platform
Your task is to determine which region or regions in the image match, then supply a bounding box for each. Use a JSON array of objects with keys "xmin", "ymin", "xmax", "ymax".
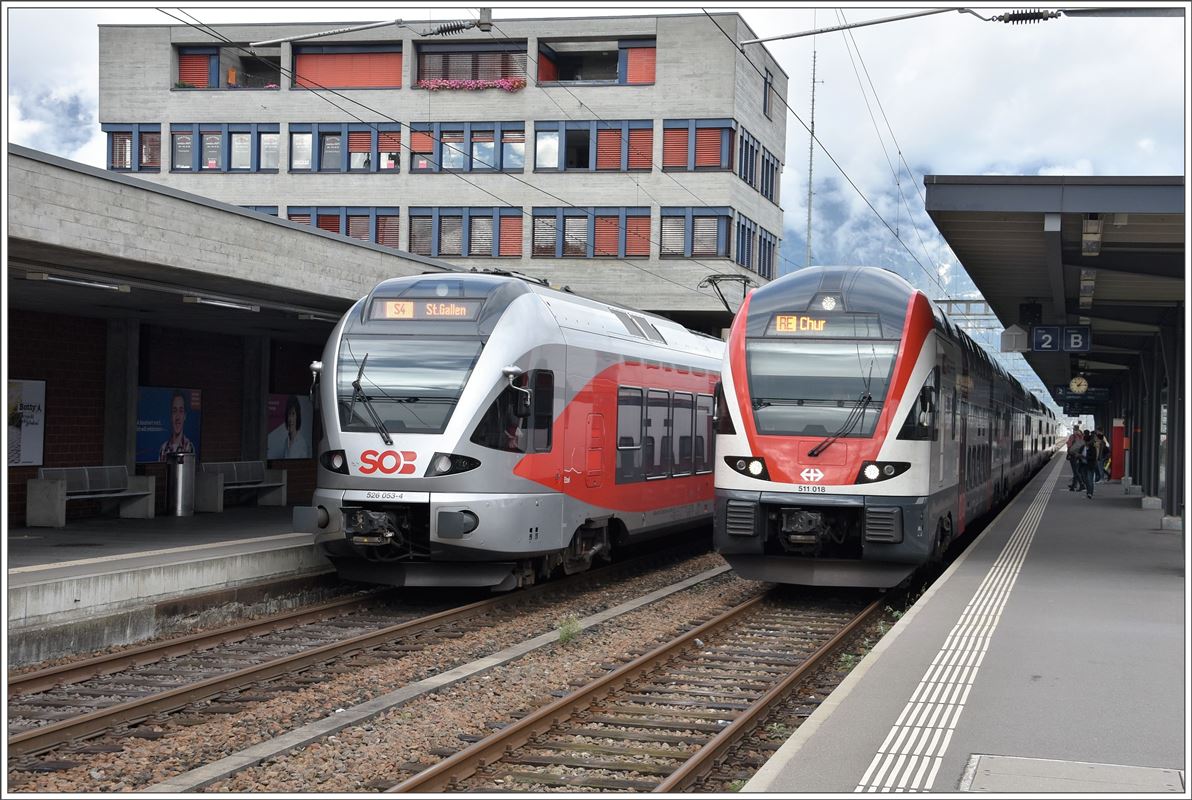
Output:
[
  {"xmin": 1066, "ymin": 425, "xmax": 1085, "ymax": 492},
  {"xmin": 1080, "ymin": 430, "xmax": 1098, "ymax": 498},
  {"xmin": 1094, "ymin": 430, "xmax": 1108, "ymax": 482}
]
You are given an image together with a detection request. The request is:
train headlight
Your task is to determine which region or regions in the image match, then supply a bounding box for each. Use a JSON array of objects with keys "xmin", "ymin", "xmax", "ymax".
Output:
[
  {"xmin": 319, "ymin": 450, "xmax": 350, "ymax": 475},
  {"xmin": 424, "ymin": 452, "xmax": 481, "ymax": 477},
  {"xmin": 855, "ymin": 461, "xmax": 911, "ymax": 484},
  {"xmin": 725, "ymin": 456, "xmax": 770, "ymax": 480}
]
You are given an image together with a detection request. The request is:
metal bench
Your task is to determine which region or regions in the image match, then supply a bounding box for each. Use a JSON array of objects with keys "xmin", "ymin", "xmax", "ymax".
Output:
[
  {"xmin": 195, "ymin": 460, "xmax": 286, "ymax": 512},
  {"xmin": 26, "ymin": 466, "xmax": 155, "ymax": 528}
]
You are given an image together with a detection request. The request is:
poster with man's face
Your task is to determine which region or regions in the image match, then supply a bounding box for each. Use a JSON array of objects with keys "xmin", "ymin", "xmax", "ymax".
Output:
[{"xmin": 136, "ymin": 387, "xmax": 201, "ymax": 463}]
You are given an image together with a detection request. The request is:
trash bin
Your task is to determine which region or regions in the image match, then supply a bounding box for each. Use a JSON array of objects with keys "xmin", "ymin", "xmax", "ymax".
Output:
[{"xmin": 166, "ymin": 451, "xmax": 195, "ymax": 516}]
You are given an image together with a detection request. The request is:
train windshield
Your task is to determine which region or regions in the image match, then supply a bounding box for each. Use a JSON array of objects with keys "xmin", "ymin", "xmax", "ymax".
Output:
[
  {"xmin": 337, "ymin": 336, "xmax": 482, "ymax": 435},
  {"xmin": 746, "ymin": 340, "xmax": 898, "ymax": 437}
]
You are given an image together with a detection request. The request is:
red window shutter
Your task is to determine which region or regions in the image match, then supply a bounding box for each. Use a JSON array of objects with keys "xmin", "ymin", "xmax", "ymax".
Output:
[
  {"xmin": 294, "ymin": 52, "xmax": 401, "ymax": 88},
  {"xmin": 410, "ymin": 131, "xmax": 434, "ymax": 152},
  {"xmin": 596, "ymin": 129, "xmax": 622, "ymax": 170},
  {"xmin": 376, "ymin": 215, "xmax": 399, "ymax": 247},
  {"xmin": 625, "ymin": 47, "xmax": 656, "ymax": 84},
  {"xmin": 627, "ymin": 128, "xmax": 652, "ymax": 170},
  {"xmin": 538, "ymin": 52, "xmax": 558, "ymax": 82},
  {"xmin": 663, "ymin": 128, "xmax": 688, "ymax": 168},
  {"xmin": 110, "ymin": 132, "xmax": 132, "ymax": 168},
  {"xmin": 288, "ymin": 214, "xmax": 311, "ymax": 226},
  {"xmin": 499, "ymin": 215, "xmax": 523, "ymax": 256},
  {"xmin": 348, "ymin": 132, "xmax": 371, "ymax": 153},
  {"xmin": 624, "ymin": 216, "xmax": 650, "ymax": 257},
  {"xmin": 695, "ymin": 128, "xmax": 723, "ymax": 168},
  {"xmin": 178, "ymin": 54, "xmax": 210, "ymax": 88},
  {"xmin": 316, "ymin": 214, "xmax": 340, "ymax": 233},
  {"xmin": 378, "ymin": 131, "xmax": 401, "ymax": 151},
  {"xmin": 347, "ymin": 215, "xmax": 369, "ymax": 240},
  {"xmin": 594, "ymin": 216, "xmax": 619, "ymax": 256}
]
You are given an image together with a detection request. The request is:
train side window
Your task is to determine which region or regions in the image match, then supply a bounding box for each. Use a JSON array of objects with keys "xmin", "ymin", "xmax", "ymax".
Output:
[
  {"xmin": 712, "ymin": 382, "xmax": 735, "ymax": 434},
  {"xmin": 897, "ymin": 367, "xmax": 938, "ymax": 441},
  {"xmin": 672, "ymin": 392, "xmax": 694, "ymax": 476},
  {"xmin": 951, "ymin": 388, "xmax": 958, "ymax": 439},
  {"xmin": 645, "ymin": 389, "xmax": 671, "ymax": 479},
  {"xmin": 695, "ymin": 393, "xmax": 714, "ymax": 473},
  {"xmin": 616, "ymin": 387, "xmax": 644, "ymax": 483},
  {"xmin": 470, "ymin": 369, "xmax": 554, "ymax": 454}
]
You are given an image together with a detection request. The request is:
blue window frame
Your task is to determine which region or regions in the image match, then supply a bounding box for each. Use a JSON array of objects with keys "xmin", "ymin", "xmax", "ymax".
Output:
[
  {"xmin": 659, "ymin": 207, "xmax": 733, "ymax": 258},
  {"xmin": 101, "ymin": 123, "xmax": 161, "ymax": 172},
  {"xmin": 735, "ymin": 214, "xmax": 757, "ymax": 270},
  {"xmin": 169, "ymin": 123, "xmax": 279, "ymax": 172},
  {"xmin": 285, "ymin": 206, "xmax": 400, "ymax": 245},
  {"xmin": 757, "ymin": 227, "xmax": 778, "ymax": 280},
  {"xmin": 760, "ymin": 148, "xmax": 780, "ymax": 203},
  {"xmin": 241, "ymin": 206, "xmax": 279, "ymax": 216},
  {"xmin": 289, "ymin": 123, "xmax": 402, "ymax": 173},
  {"xmin": 738, "ymin": 128, "xmax": 759, "ymax": 187},
  {"xmin": 533, "ymin": 120, "xmax": 652, "ymax": 172},
  {"xmin": 408, "ymin": 122, "xmax": 525, "ymax": 172},
  {"xmin": 530, "ymin": 207, "xmax": 650, "ymax": 258},
  {"xmin": 661, "ymin": 119, "xmax": 735, "ymax": 171},
  {"xmin": 407, "ymin": 207, "xmax": 522, "ymax": 257}
]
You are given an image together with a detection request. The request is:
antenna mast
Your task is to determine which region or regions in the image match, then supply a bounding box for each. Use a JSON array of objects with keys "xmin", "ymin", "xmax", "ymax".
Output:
[{"xmin": 804, "ymin": 45, "xmax": 818, "ymax": 268}]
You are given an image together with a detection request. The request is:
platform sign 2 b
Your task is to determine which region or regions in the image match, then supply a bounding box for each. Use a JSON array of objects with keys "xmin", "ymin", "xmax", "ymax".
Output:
[
  {"xmin": 1062, "ymin": 326, "xmax": 1091, "ymax": 352},
  {"xmin": 1031, "ymin": 326, "xmax": 1061, "ymax": 352}
]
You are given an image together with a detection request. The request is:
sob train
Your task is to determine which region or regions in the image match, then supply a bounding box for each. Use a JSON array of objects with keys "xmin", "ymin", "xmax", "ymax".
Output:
[
  {"xmin": 294, "ymin": 271, "xmax": 723, "ymax": 590},
  {"xmin": 713, "ymin": 265, "xmax": 1056, "ymax": 587}
]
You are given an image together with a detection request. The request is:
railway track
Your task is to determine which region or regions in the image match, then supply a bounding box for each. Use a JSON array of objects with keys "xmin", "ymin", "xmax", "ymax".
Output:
[
  {"xmin": 389, "ymin": 590, "xmax": 881, "ymax": 793},
  {"xmin": 7, "ymin": 543, "xmax": 707, "ymax": 761}
]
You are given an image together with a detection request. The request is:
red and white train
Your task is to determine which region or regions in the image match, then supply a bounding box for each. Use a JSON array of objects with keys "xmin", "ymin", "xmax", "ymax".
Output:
[
  {"xmin": 713, "ymin": 265, "xmax": 1056, "ymax": 587},
  {"xmin": 295, "ymin": 271, "xmax": 723, "ymax": 590}
]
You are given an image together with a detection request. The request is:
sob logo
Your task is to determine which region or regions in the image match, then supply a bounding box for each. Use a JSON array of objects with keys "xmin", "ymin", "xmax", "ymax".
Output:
[{"xmin": 358, "ymin": 450, "xmax": 418, "ymax": 475}]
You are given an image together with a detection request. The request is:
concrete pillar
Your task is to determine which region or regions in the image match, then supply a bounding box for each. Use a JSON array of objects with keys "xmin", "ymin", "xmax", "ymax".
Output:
[
  {"xmin": 241, "ymin": 335, "xmax": 269, "ymax": 461},
  {"xmin": 103, "ymin": 319, "xmax": 140, "ymax": 469},
  {"xmin": 1160, "ymin": 313, "xmax": 1183, "ymax": 521}
]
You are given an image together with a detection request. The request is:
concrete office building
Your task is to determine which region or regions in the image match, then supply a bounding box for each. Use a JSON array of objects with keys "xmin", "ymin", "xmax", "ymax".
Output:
[{"xmin": 97, "ymin": 12, "xmax": 788, "ymax": 331}]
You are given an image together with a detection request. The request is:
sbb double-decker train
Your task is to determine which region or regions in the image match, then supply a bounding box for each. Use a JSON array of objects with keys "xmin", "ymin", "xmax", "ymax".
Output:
[
  {"xmin": 295, "ymin": 272, "xmax": 723, "ymax": 590},
  {"xmin": 713, "ymin": 265, "xmax": 1056, "ymax": 587}
]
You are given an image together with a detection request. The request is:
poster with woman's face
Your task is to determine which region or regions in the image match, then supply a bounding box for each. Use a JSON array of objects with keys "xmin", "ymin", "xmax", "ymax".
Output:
[
  {"xmin": 136, "ymin": 387, "xmax": 201, "ymax": 463},
  {"xmin": 266, "ymin": 394, "xmax": 313, "ymax": 460}
]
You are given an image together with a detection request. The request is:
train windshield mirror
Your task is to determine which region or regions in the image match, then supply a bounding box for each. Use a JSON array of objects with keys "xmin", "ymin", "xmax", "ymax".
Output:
[
  {"xmin": 337, "ymin": 337, "xmax": 482, "ymax": 434},
  {"xmin": 746, "ymin": 340, "xmax": 898, "ymax": 437}
]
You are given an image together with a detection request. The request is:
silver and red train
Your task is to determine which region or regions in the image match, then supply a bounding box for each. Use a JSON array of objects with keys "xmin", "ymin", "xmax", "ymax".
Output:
[
  {"xmin": 295, "ymin": 271, "xmax": 723, "ymax": 590},
  {"xmin": 713, "ymin": 265, "xmax": 1056, "ymax": 587}
]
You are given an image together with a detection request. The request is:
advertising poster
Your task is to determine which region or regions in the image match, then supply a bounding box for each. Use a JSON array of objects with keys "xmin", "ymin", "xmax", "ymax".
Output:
[
  {"xmin": 136, "ymin": 387, "xmax": 202, "ymax": 463},
  {"xmin": 7, "ymin": 379, "xmax": 46, "ymax": 466},
  {"xmin": 266, "ymin": 393, "xmax": 313, "ymax": 460}
]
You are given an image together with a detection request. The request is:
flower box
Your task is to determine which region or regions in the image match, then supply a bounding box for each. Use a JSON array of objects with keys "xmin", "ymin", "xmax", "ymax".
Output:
[{"xmin": 416, "ymin": 78, "xmax": 526, "ymax": 93}]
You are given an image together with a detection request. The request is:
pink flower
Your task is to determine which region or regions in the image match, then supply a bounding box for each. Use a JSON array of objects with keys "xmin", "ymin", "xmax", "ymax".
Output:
[{"xmin": 416, "ymin": 78, "xmax": 526, "ymax": 93}]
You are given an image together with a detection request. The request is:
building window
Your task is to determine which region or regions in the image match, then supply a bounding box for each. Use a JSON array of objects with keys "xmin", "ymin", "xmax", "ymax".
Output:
[
  {"xmin": 660, "ymin": 208, "xmax": 733, "ymax": 258},
  {"xmin": 736, "ymin": 214, "xmax": 757, "ymax": 270},
  {"xmin": 242, "ymin": 205, "xmax": 279, "ymax": 216},
  {"xmin": 292, "ymin": 124, "xmax": 401, "ymax": 173},
  {"xmin": 535, "ymin": 121, "xmax": 652, "ymax": 172},
  {"xmin": 177, "ymin": 45, "xmax": 281, "ymax": 89},
  {"xmin": 537, "ymin": 38, "xmax": 655, "ymax": 85},
  {"xmin": 761, "ymin": 149, "xmax": 780, "ymax": 203},
  {"xmin": 293, "ymin": 45, "xmax": 401, "ymax": 89},
  {"xmin": 662, "ymin": 120, "xmax": 734, "ymax": 171},
  {"xmin": 407, "ymin": 208, "xmax": 522, "ymax": 257},
  {"xmin": 103, "ymin": 124, "xmax": 161, "ymax": 172},
  {"xmin": 764, "ymin": 69, "xmax": 774, "ymax": 118},
  {"xmin": 168, "ymin": 123, "xmax": 279, "ymax": 172},
  {"xmin": 757, "ymin": 227, "xmax": 778, "ymax": 280},
  {"xmin": 532, "ymin": 208, "xmax": 650, "ymax": 259},
  {"xmin": 738, "ymin": 129, "xmax": 759, "ymax": 187},
  {"xmin": 409, "ymin": 123, "xmax": 524, "ymax": 172},
  {"xmin": 416, "ymin": 43, "xmax": 527, "ymax": 86},
  {"xmin": 287, "ymin": 207, "xmax": 399, "ymax": 245}
]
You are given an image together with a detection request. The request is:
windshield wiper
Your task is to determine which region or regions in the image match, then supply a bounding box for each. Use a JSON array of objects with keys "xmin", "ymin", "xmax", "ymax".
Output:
[
  {"xmin": 349, "ymin": 354, "xmax": 393, "ymax": 446},
  {"xmin": 808, "ymin": 392, "xmax": 871, "ymax": 458}
]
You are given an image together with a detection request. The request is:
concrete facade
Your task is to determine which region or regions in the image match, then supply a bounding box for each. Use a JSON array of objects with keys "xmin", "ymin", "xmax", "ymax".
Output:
[{"xmin": 97, "ymin": 12, "xmax": 789, "ymax": 323}]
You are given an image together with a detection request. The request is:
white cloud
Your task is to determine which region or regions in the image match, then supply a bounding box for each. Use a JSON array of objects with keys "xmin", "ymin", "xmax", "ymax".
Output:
[{"xmin": 8, "ymin": 94, "xmax": 47, "ymax": 144}]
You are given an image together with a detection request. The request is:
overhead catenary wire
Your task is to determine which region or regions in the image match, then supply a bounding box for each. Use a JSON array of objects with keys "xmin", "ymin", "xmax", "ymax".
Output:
[{"xmin": 158, "ymin": 8, "xmax": 727, "ymax": 308}]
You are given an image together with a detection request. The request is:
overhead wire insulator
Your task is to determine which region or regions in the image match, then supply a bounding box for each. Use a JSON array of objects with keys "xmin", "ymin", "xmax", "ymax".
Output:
[
  {"xmin": 426, "ymin": 20, "xmax": 473, "ymax": 36},
  {"xmin": 993, "ymin": 9, "xmax": 1062, "ymax": 24}
]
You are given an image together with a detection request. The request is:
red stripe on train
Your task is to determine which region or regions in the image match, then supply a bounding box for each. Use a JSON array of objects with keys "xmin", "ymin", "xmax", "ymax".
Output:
[{"xmin": 514, "ymin": 360, "xmax": 718, "ymax": 512}]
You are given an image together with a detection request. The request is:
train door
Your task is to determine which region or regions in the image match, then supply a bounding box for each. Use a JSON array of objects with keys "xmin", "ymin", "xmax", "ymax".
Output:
[{"xmin": 935, "ymin": 353, "xmax": 946, "ymax": 488}]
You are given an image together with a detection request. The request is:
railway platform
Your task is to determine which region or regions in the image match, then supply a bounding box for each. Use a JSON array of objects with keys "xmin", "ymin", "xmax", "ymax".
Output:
[
  {"xmin": 6, "ymin": 508, "xmax": 331, "ymax": 665},
  {"xmin": 746, "ymin": 454, "xmax": 1187, "ymax": 793}
]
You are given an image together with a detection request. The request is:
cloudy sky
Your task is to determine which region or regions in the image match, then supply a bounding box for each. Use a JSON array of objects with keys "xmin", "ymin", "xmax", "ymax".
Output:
[{"xmin": 5, "ymin": 2, "xmax": 1188, "ymax": 406}]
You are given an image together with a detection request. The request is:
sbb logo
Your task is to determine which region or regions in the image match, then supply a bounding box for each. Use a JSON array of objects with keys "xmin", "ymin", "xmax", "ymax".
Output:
[{"xmin": 358, "ymin": 450, "xmax": 418, "ymax": 475}]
